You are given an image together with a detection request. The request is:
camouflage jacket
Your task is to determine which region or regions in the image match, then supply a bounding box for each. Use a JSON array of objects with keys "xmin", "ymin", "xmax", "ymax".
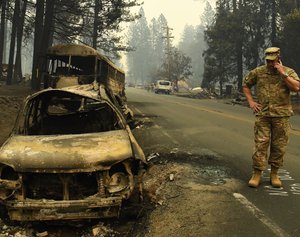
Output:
[{"xmin": 243, "ymin": 65, "xmax": 300, "ymax": 117}]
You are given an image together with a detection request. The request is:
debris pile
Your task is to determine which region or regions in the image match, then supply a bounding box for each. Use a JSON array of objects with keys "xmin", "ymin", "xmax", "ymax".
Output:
[
  {"xmin": 0, "ymin": 222, "xmax": 35, "ymax": 237},
  {"xmin": 190, "ymin": 88, "xmax": 218, "ymax": 99},
  {"xmin": 175, "ymin": 87, "xmax": 218, "ymax": 99}
]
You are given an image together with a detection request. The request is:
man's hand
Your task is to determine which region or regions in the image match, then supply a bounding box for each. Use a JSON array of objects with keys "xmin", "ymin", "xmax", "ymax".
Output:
[
  {"xmin": 274, "ymin": 60, "xmax": 285, "ymax": 75},
  {"xmin": 273, "ymin": 60, "xmax": 300, "ymax": 91},
  {"xmin": 249, "ymin": 101, "xmax": 262, "ymax": 113},
  {"xmin": 243, "ymin": 86, "xmax": 262, "ymax": 113}
]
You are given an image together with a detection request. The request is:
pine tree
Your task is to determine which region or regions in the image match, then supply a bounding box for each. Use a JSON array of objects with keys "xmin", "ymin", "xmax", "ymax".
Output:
[
  {"xmin": 127, "ymin": 7, "xmax": 151, "ymax": 84},
  {"xmin": 280, "ymin": 9, "xmax": 300, "ymax": 73},
  {"xmin": 148, "ymin": 14, "xmax": 168, "ymax": 81}
]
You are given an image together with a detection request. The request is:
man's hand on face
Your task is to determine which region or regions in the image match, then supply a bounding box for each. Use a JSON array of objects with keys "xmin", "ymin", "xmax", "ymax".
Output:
[{"xmin": 274, "ymin": 60, "xmax": 285, "ymax": 75}]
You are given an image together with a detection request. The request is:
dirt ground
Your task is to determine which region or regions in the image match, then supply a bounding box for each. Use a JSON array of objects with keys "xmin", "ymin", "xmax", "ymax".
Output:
[{"xmin": 0, "ymin": 84, "xmax": 298, "ymax": 237}]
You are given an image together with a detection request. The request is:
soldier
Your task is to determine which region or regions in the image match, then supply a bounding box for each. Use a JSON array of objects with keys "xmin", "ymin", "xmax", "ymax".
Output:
[{"xmin": 243, "ymin": 47, "xmax": 300, "ymax": 188}]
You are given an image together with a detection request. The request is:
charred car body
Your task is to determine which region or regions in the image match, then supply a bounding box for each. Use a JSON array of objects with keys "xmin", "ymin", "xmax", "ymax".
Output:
[
  {"xmin": 44, "ymin": 44, "xmax": 133, "ymax": 122},
  {"xmin": 0, "ymin": 85, "xmax": 146, "ymax": 221}
]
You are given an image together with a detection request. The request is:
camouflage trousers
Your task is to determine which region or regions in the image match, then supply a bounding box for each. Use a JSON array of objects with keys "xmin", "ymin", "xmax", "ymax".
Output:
[{"xmin": 252, "ymin": 116, "xmax": 290, "ymax": 171}]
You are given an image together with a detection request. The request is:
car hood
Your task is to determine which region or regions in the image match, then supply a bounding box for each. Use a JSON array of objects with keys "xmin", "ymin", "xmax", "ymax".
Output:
[{"xmin": 0, "ymin": 130, "xmax": 133, "ymax": 173}]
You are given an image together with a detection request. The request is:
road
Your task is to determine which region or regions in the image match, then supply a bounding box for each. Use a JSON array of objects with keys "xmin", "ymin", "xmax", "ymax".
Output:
[{"xmin": 127, "ymin": 87, "xmax": 300, "ymax": 237}]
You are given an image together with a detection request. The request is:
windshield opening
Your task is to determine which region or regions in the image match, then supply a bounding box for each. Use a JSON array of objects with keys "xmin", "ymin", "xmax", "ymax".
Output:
[{"xmin": 20, "ymin": 91, "xmax": 122, "ymax": 135}]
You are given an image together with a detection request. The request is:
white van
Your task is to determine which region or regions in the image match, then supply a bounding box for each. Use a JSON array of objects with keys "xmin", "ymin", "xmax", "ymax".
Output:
[{"xmin": 154, "ymin": 80, "xmax": 173, "ymax": 94}]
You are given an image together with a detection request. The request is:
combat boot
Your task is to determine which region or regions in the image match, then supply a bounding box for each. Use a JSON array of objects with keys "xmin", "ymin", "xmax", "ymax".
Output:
[
  {"xmin": 270, "ymin": 166, "xmax": 282, "ymax": 188},
  {"xmin": 248, "ymin": 169, "xmax": 262, "ymax": 188}
]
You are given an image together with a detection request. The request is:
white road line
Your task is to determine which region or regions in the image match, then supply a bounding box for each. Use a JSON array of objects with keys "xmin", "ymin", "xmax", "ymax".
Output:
[{"xmin": 233, "ymin": 193, "xmax": 291, "ymax": 237}]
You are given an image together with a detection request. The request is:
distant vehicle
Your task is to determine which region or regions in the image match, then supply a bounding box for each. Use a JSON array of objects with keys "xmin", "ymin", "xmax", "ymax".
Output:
[
  {"xmin": 127, "ymin": 82, "xmax": 135, "ymax": 87},
  {"xmin": 135, "ymin": 84, "xmax": 144, "ymax": 89},
  {"xmin": 0, "ymin": 85, "xmax": 147, "ymax": 222},
  {"xmin": 43, "ymin": 44, "xmax": 133, "ymax": 121},
  {"xmin": 154, "ymin": 80, "xmax": 172, "ymax": 94}
]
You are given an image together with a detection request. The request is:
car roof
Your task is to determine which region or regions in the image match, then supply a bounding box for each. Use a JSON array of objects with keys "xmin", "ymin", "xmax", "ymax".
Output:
[
  {"xmin": 27, "ymin": 84, "xmax": 101, "ymax": 100},
  {"xmin": 24, "ymin": 84, "xmax": 125, "ymax": 121}
]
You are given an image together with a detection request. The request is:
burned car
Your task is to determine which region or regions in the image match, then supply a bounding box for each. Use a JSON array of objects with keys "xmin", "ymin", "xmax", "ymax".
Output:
[{"xmin": 0, "ymin": 84, "xmax": 146, "ymax": 221}]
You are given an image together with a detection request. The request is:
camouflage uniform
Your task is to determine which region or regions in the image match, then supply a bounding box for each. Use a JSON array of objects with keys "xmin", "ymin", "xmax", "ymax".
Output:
[{"xmin": 243, "ymin": 64, "xmax": 300, "ymax": 170}]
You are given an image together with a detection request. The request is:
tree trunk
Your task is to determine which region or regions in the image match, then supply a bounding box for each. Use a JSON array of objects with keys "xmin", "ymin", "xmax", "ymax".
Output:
[
  {"xmin": 14, "ymin": 0, "xmax": 28, "ymax": 83},
  {"xmin": 0, "ymin": 0, "xmax": 7, "ymax": 81},
  {"xmin": 93, "ymin": 0, "xmax": 101, "ymax": 49},
  {"xmin": 270, "ymin": 0, "xmax": 277, "ymax": 45},
  {"xmin": 7, "ymin": 0, "xmax": 20, "ymax": 85},
  {"xmin": 219, "ymin": 78, "xmax": 223, "ymax": 96},
  {"xmin": 31, "ymin": 0, "xmax": 44, "ymax": 90},
  {"xmin": 236, "ymin": 41, "xmax": 243, "ymax": 92},
  {"xmin": 235, "ymin": 1, "xmax": 243, "ymax": 92},
  {"xmin": 232, "ymin": 0, "xmax": 236, "ymax": 10},
  {"xmin": 36, "ymin": 0, "xmax": 55, "ymax": 88}
]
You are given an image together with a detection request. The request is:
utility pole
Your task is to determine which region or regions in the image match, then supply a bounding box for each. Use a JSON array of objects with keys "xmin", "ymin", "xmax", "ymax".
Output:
[{"xmin": 162, "ymin": 26, "xmax": 174, "ymax": 82}]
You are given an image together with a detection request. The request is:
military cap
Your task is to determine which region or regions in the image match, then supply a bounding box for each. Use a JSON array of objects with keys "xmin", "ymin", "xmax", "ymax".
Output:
[{"xmin": 265, "ymin": 47, "xmax": 280, "ymax": 60}]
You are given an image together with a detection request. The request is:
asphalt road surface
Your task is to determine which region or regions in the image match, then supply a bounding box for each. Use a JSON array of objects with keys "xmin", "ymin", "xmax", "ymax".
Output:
[{"xmin": 127, "ymin": 87, "xmax": 300, "ymax": 237}]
